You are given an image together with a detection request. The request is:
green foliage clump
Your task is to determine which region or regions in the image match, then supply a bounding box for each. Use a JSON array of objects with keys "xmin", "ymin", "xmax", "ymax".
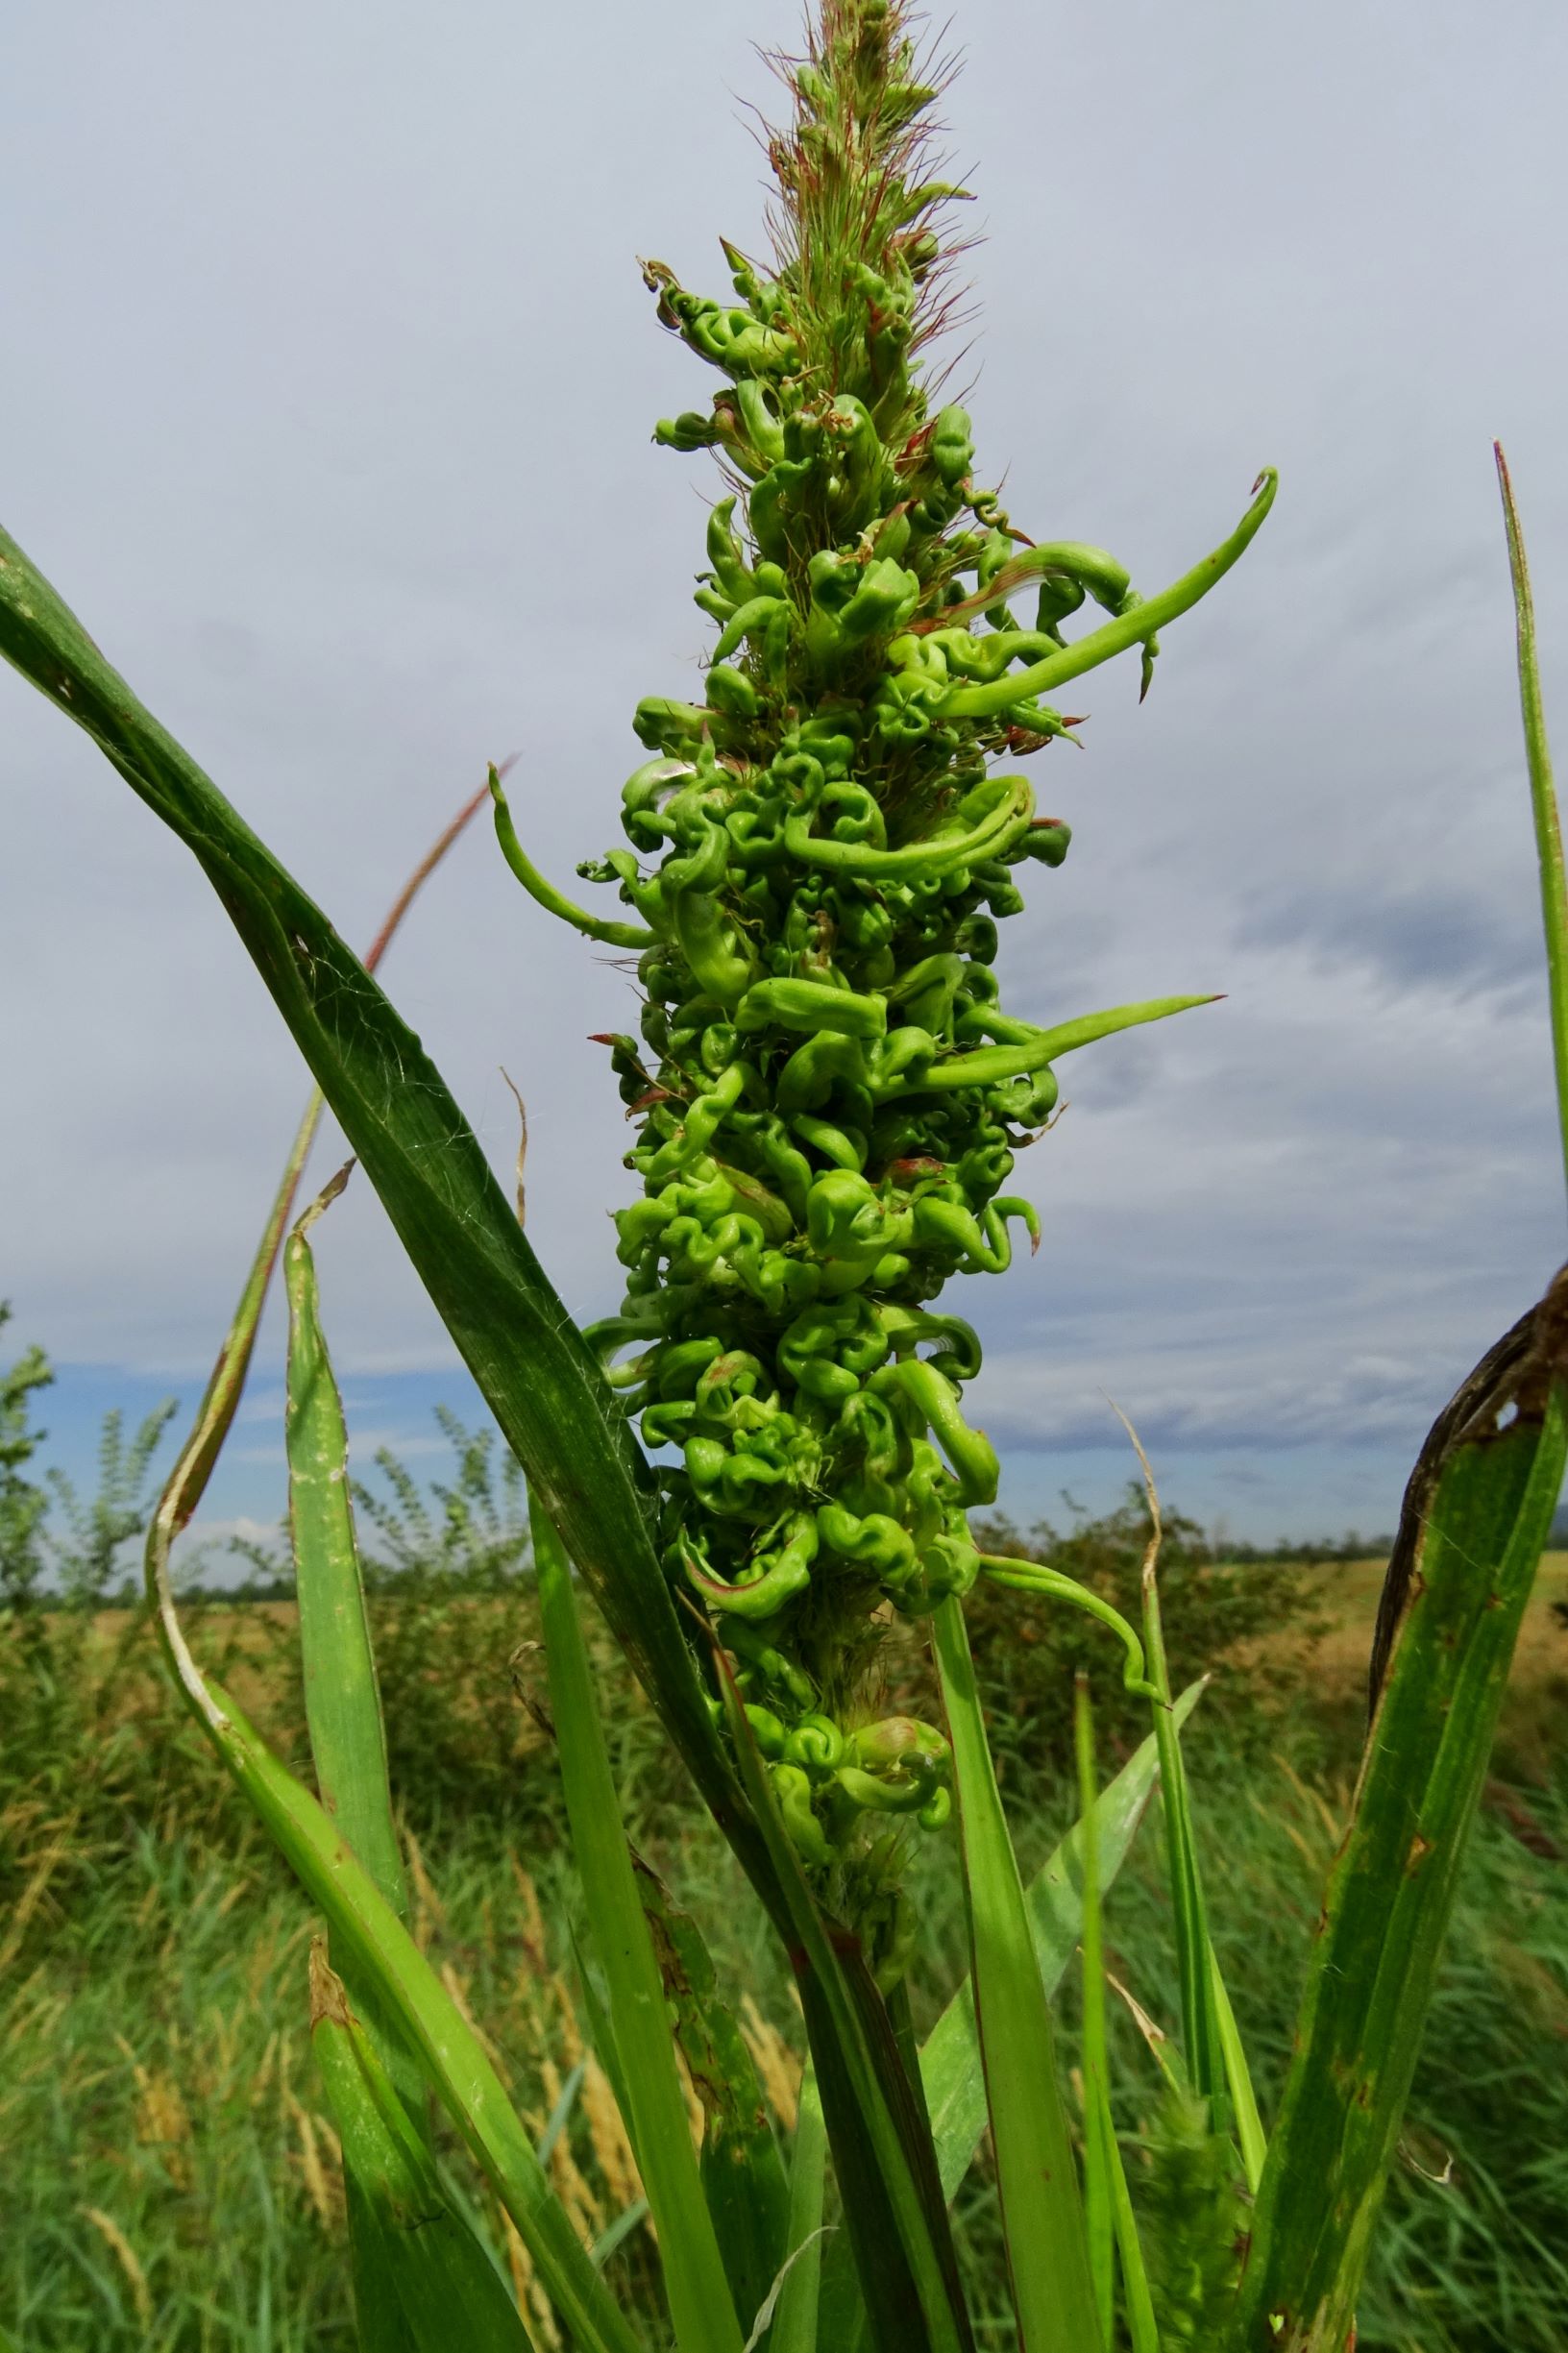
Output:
[
  {"xmin": 0, "ymin": 1328, "xmax": 230, "ymax": 1910},
  {"xmin": 348, "ymin": 1411, "xmax": 558, "ymax": 1831},
  {"xmin": 0, "ymin": 1300, "xmax": 54, "ymax": 1611},
  {"xmin": 45, "ymin": 1398, "xmax": 180, "ymax": 1605}
]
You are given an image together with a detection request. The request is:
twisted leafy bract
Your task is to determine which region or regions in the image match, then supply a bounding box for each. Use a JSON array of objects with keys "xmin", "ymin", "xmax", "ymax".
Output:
[{"xmin": 496, "ymin": 0, "xmax": 1271, "ymax": 1956}]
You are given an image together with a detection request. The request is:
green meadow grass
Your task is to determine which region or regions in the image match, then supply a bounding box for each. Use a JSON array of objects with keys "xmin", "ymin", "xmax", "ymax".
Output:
[{"xmin": 6, "ymin": 1694, "xmax": 1564, "ymax": 2353}]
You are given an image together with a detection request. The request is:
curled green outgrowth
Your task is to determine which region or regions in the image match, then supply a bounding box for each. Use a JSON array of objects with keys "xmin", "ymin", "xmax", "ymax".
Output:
[
  {"xmin": 980, "ymin": 1556, "xmax": 1162, "ymax": 1703},
  {"xmin": 482, "ymin": 0, "xmax": 1270, "ymax": 1931},
  {"xmin": 490, "ymin": 764, "xmax": 657, "ymax": 949},
  {"xmin": 935, "ymin": 471, "xmax": 1278, "ymax": 721}
]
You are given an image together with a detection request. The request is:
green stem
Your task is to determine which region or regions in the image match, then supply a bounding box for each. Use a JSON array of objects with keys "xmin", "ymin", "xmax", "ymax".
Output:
[
  {"xmin": 980, "ymin": 1556, "xmax": 1160, "ymax": 1702},
  {"xmin": 1141, "ymin": 1571, "xmax": 1223, "ymax": 2109},
  {"xmin": 1210, "ymin": 1947, "xmax": 1266, "ymax": 2195},
  {"xmin": 1495, "ymin": 443, "xmax": 1568, "ymax": 1216}
]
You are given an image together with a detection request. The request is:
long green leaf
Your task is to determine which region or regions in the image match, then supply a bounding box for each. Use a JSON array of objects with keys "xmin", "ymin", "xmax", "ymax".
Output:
[
  {"xmin": 1496, "ymin": 443, "xmax": 1568, "ymax": 1210},
  {"xmin": 1210, "ymin": 1946, "xmax": 1265, "ymax": 2195},
  {"xmin": 0, "ymin": 525, "xmax": 763, "ymax": 1899},
  {"xmin": 932, "ymin": 1596, "xmax": 1100, "ymax": 2351},
  {"xmin": 530, "ymin": 1500, "xmax": 743, "ymax": 2353},
  {"xmin": 919, "ymin": 1678, "xmax": 1204, "ymax": 2203},
  {"xmin": 311, "ymin": 1949, "xmax": 537, "ymax": 2352},
  {"xmin": 288, "ymin": 1161, "xmax": 444, "ymax": 2337},
  {"xmin": 1123, "ymin": 1421, "xmax": 1260, "ymax": 2166},
  {"xmin": 1123, "ymin": 1445, "xmax": 1224, "ymax": 2115},
  {"xmin": 146, "ymin": 1646, "xmax": 641, "ymax": 2353},
  {"xmin": 1106, "ymin": 2148, "xmax": 1161, "ymax": 2353},
  {"xmin": 715, "ymin": 1651, "xmax": 973, "ymax": 2353},
  {"xmin": 1226, "ymin": 1277, "xmax": 1568, "ymax": 2350},
  {"xmin": 143, "ymin": 1317, "xmax": 639, "ymax": 2353},
  {"xmin": 592, "ymin": 2201, "xmax": 651, "ymax": 2271},
  {"xmin": 1145, "ymin": 1601, "xmax": 1223, "ymax": 2107},
  {"xmin": 339, "ymin": 2178, "xmax": 435, "ymax": 2353}
]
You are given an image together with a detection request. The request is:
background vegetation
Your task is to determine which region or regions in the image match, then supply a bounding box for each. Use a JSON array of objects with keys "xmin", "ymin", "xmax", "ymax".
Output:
[{"xmin": 5, "ymin": 1321, "xmax": 1566, "ymax": 2353}]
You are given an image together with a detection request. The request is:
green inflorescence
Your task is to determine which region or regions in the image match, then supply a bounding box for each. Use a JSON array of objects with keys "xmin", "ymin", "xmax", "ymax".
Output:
[{"xmin": 492, "ymin": 0, "xmax": 1271, "ymax": 1965}]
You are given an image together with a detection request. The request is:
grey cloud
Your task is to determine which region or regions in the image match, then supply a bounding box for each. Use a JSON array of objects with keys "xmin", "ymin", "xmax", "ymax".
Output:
[
  {"xmin": 1233, "ymin": 884, "xmax": 1545, "ymax": 999},
  {"xmin": 5, "ymin": 0, "xmax": 1568, "ymax": 1540}
]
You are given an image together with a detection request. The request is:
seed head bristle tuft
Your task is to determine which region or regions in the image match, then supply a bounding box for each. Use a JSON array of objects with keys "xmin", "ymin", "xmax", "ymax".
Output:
[{"xmin": 760, "ymin": 0, "xmax": 971, "ymax": 434}]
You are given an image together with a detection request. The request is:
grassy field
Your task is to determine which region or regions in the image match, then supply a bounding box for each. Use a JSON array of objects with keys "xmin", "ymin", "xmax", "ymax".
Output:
[{"xmin": 4, "ymin": 1539, "xmax": 1567, "ymax": 2351}]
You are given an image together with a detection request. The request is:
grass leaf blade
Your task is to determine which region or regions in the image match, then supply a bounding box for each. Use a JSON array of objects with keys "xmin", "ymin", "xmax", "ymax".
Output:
[
  {"xmin": 631, "ymin": 1866, "xmax": 790, "ymax": 2332},
  {"xmin": 919, "ymin": 1679, "xmax": 1204, "ymax": 2202},
  {"xmin": 144, "ymin": 1395, "xmax": 640, "ymax": 2353},
  {"xmin": 1227, "ymin": 1278, "xmax": 1568, "ymax": 2349},
  {"xmin": 288, "ymin": 1166, "xmax": 461, "ymax": 2332},
  {"xmin": 931, "ymin": 1595, "xmax": 1101, "ymax": 2350},
  {"xmin": 285, "ymin": 1168, "xmax": 405, "ymax": 1920},
  {"xmin": 311, "ymin": 1949, "xmax": 536, "ymax": 2352},
  {"xmin": 769, "ymin": 2070, "xmax": 827, "ymax": 2353},
  {"xmin": 1075, "ymin": 1679, "xmax": 1162, "ymax": 2353},
  {"xmin": 1125, "ymin": 1440, "xmax": 1225, "ymax": 2113},
  {"xmin": 1210, "ymin": 1946, "xmax": 1265, "ymax": 2195},
  {"xmin": 171, "ymin": 1665, "xmax": 643, "ymax": 2353},
  {"xmin": 1074, "ymin": 1681, "xmax": 1115, "ymax": 2345},
  {"xmin": 530, "ymin": 1500, "xmax": 743, "ymax": 2353}
]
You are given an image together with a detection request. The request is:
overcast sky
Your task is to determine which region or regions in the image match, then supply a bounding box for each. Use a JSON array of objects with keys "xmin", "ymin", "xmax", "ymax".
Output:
[{"xmin": 5, "ymin": 0, "xmax": 1568, "ymax": 1548}]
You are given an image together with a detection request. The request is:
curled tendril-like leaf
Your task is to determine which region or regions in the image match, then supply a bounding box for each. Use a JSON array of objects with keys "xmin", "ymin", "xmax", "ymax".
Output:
[{"xmin": 979, "ymin": 1556, "xmax": 1163, "ymax": 1703}]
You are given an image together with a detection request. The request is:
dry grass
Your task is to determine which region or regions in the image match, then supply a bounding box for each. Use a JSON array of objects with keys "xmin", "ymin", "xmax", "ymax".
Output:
[
  {"xmin": 1231, "ymin": 1548, "xmax": 1568, "ymax": 1688},
  {"xmin": 1230, "ymin": 1549, "xmax": 1568, "ymax": 1785}
]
